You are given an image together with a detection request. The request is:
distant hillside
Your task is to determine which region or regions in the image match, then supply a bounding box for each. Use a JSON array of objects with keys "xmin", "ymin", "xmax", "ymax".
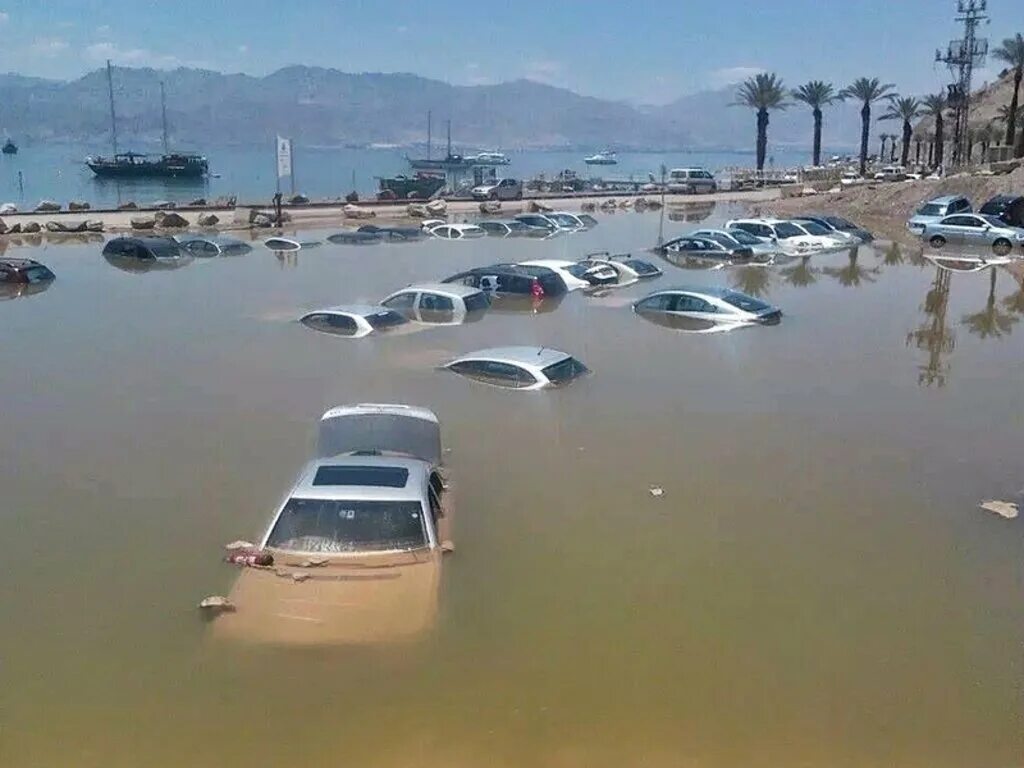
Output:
[
  {"xmin": 0, "ymin": 65, "xmax": 864, "ymax": 151},
  {"xmin": 915, "ymin": 70, "xmax": 1019, "ymax": 138}
]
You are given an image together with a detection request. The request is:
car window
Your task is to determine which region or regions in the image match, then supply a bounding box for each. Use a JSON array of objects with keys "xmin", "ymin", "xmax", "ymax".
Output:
[
  {"xmin": 672, "ymin": 295, "xmax": 715, "ymax": 313},
  {"xmin": 917, "ymin": 203, "xmax": 943, "ymax": 215},
  {"xmin": 382, "ymin": 292, "xmax": 417, "ymax": 310},
  {"xmin": 722, "ymin": 291, "xmax": 771, "ymax": 313},
  {"xmin": 427, "ymin": 486, "xmax": 442, "ymax": 525},
  {"xmin": 796, "ymin": 220, "xmax": 831, "ymax": 236},
  {"xmin": 418, "ymin": 293, "xmax": 455, "ymax": 312},
  {"xmin": 365, "ymin": 309, "xmax": 408, "ymax": 330},
  {"xmin": 482, "ymin": 361, "xmax": 536, "ymax": 388},
  {"xmin": 952, "ymin": 199, "xmax": 970, "ymax": 212},
  {"xmin": 184, "ymin": 240, "xmax": 219, "ymax": 256},
  {"xmin": 24, "ymin": 267, "xmax": 53, "ymax": 283},
  {"xmin": 302, "ymin": 313, "xmax": 359, "ymax": 336},
  {"xmin": 942, "ymin": 215, "xmax": 979, "ymax": 227},
  {"xmin": 541, "ymin": 357, "xmax": 588, "ymax": 386},
  {"xmin": 266, "ymin": 498, "xmax": 427, "ymax": 553},
  {"xmin": 463, "ymin": 291, "xmax": 490, "ymax": 312},
  {"xmin": 773, "ymin": 223, "xmax": 803, "ymax": 239},
  {"xmin": 724, "ymin": 229, "xmax": 759, "ymax": 245},
  {"xmin": 148, "ymin": 240, "xmax": 181, "ymax": 258},
  {"xmin": 636, "ymin": 294, "xmax": 674, "ymax": 311}
]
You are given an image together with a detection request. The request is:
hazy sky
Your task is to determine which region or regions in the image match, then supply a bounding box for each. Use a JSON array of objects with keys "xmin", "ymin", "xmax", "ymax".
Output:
[{"xmin": 1, "ymin": 0, "xmax": 1019, "ymax": 103}]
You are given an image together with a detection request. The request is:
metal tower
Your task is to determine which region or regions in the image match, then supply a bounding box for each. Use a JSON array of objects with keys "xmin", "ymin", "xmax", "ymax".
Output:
[{"xmin": 935, "ymin": 0, "xmax": 988, "ymax": 165}]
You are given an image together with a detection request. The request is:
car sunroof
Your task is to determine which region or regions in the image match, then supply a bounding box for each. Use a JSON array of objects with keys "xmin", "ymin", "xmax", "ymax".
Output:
[{"xmin": 313, "ymin": 466, "xmax": 409, "ymax": 487}]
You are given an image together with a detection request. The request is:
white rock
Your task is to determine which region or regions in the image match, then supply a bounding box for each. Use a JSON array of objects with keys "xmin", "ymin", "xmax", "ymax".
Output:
[{"xmin": 978, "ymin": 500, "xmax": 1019, "ymax": 519}]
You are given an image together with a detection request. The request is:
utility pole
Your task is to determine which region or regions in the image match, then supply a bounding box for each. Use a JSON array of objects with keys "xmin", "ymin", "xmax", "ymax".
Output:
[{"xmin": 936, "ymin": 0, "xmax": 988, "ymax": 166}]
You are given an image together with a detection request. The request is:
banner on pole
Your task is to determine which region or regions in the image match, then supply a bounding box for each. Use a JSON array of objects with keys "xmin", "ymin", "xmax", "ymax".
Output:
[{"xmin": 276, "ymin": 136, "xmax": 292, "ymax": 179}]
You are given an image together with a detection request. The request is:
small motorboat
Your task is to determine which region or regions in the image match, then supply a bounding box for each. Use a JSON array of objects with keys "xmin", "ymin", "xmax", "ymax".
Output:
[
  {"xmin": 584, "ymin": 150, "xmax": 618, "ymax": 166},
  {"xmin": 2, "ymin": 139, "xmax": 17, "ymax": 155}
]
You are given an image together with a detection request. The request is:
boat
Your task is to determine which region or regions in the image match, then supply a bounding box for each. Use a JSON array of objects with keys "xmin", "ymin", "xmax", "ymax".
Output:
[
  {"xmin": 87, "ymin": 61, "xmax": 208, "ymax": 180},
  {"xmin": 2, "ymin": 139, "xmax": 17, "ymax": 155},
  {"xmin": 405, "ymin": 114, "xmax": 502, "ymax": 171},
  {"xmin": 584, "ymin": 150, "xmax": 618, "ymax": 166},
  {"xmin": 467, "ymin": 150, "xmax": 510, "ymax": 165}
]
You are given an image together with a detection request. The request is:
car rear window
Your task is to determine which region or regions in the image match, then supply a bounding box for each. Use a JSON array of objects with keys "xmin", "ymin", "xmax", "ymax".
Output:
[
  {"xmin": 313, "ymin": 465, "xmax": 409, "ymax": 487},
  {"xmin": 366, "ymin": 309, "xmax": 408, "ymax": 330},
  {"xmin": 541, "ymin": 357, "xmax": 589, "ymax": 386},
  {"xmin": 23, "ymin": 267, "xmax": 54, "ymax": 283},
  {"xmin": 463, "ymin": 291, "xmax": 491, "ymax": 311},
  {"xmin": 623, "ymin": 259, "xmax": 659, "ymax": 275},
  {"xmin": 917, "ymin": 203, "xmax": 943, "ymax": 216},
  {"xmin": 722, "ymin": 291, "xmax": 772, "ymax": 313},
  {"xmin": 267, "ymin": 498, "xmax": 427, "ymax": 553},
  {"xmin": 148, "ymin": 240, "xmax": 182, "ymax": 258}
]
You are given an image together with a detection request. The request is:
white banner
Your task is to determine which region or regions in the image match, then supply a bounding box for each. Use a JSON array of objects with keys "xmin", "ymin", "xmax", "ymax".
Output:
[{"xmin": 276, "ymin": 136, "xmax": 292, "ymax": 179}]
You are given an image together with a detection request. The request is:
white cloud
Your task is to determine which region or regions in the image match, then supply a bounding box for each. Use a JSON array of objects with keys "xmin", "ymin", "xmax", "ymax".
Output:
[
  {"xmin": 522, "ymin": 59, "xmax": 565, "ymax": 86},
  {"xmin": 0, "ymin": 12, "xmax": 9, "ymax": 24},
  {"xmin": 96, "ymin": 24, "xmax": 112, "ymax": 36},
  {"xmin": 237, "ymin": 44, "xmax": 249, "ymax": 54},
  {"xmin": 28, "ymin": 37, "xmax": 70, "ymax": 58},
  {"xmin": 708, "ymin": 65, "xmax": 766, "ymax": 89},
  {"xmin": 84, "ymin": 41, "xmax": 182, "ymax": 68}
]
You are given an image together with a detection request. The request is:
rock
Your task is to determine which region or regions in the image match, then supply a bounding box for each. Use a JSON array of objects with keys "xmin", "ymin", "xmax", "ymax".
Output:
[
  {"xmin": 35, "ymin": 200, "xmax": 61, "ymax": 213},
  {"xmin": 298, "ymin": 557, "xmax": 329, "ymax": 568},
  {"xmin": 0, "ymin": 217, "xmax": 6, "ymax": 234},
  {"xmin": 479, "ymin": 200, "xmax": 501, "ymax": 214},
  {"xmin": 22, "ymin": 222, "xmax": 41, "ymax": 233},
  {"xmin": 188, "ymin": 197, "xmax": 207, "ymax": 207},
  {"xmin": 425, "ymin": 199, "xmax": 447, "ymax": 215},
  {"xmin": 250, "ymin": 213, "xmax": 273, "ymax": 228},
  {"xmin": 618, "ymin": 198, "xmax": 635, "ymax": 209},
  {"xmin": 197, "ymin": 212, "xmax": 219, "ymax": 227},
  {"xmin": 198, "ymin": 595, "xmax": 235, "ymax": 615},
  {"xmin": 528, "ymin": 200, "xmax": 554, "ymax": 213},
  {"xmin": 45, "ymin": 221, "xmax": 68, "ymax": 232},
  {"xmin": 213, "ymin": 195, "xmax": 237, "ymax": 207},
  {"xmin": 406, "ymin": 203, "xmax": 429, "ymax": 218},
  {"xmin": 84, "ymin": 220, "xmax": 104, "ymax": 233},
  {"xmin": 154, "ymin": 211, "xmax": 189, "ymax": 228},
  {"xmin": 291, "ymin": 572, "xmax": 311, "ymax": 583},
  {"xmin": 978, "ymin": 500, "xmax": 1019, "ymax": 519},
  {"xmin": 580, "ymin": 201, "xmax": 597, "ymax": 212},
  {"xmin": 6, "ymin": 222, "xmax": 20, "ymax": 234},
  {"xmin": 288, "ymin": 194, "xmax": 310, "ymax": 204},
  {"xmin": 117, "ymin": 201, "xmax": 138, "ymax": 210},
  {"xmin": 0, "ymin": 202, "xmax": 17, "ymax": 214},
  {"xmin": 130, "ymin": 216, "xmax": 157, "ymax": 230},
  {"xmin": 151, "ymin": 200, "xmax": 176, "ymax": 210},
  {"xmin": 224, "ymin": 540, "xmax": 255, "ymax": 551},
  {"xmin": 68, "ymin": 201, "xmax": 91, "ymax": 211},
  {"xmin": 343, "ymin": 203, "xmax": 375, "ymax": 219},
  {"xmin": 648, "ymin": 486, "xmax": 665, "ymax": 497},
  {"xmin": 600, "ymin": 198, "xmax": 618, "ymax": 210}
]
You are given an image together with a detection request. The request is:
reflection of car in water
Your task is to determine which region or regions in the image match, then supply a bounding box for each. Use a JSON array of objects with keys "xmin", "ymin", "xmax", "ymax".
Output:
[
  {"xmin": 634, "ymin": 311, "xmax": 751, "ymax": 334},
  {"xmin": 633, "ymin": 286, "xmax": 782, "ymax": 327},
  {"xmin": 667, "ymin": 202, "xmax": 716, "ymax": 223},
  {"xmin": 213, "ymin": 404, "xmax": 452, "ymax": 646},
  {"xmin": 380, "ymin": 283, "xmax": 490, "ymax": 325},
  {"xmin": 658, "ymin": 236, "xmax": 761, "ymax": 268},
  {"xmin": 0, "ymin": 258, "xmax": 56, "ymax": 300},
  {"xmin": 922, "ymin": 254, "xmax": 1011, "ymax": 273},
  {"xmin": 299, "ymin": 305, "xmax": 410, "ymax": 338},
  {"xmin": 443, "ymin": 346, "xmax": 590, "ymax": 390}
]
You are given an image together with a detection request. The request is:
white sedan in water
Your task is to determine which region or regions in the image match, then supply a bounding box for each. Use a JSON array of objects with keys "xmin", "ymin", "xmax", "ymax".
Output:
[{"xmin": 725, "ymin": 218, "xmax": 836, "ymax": 255}]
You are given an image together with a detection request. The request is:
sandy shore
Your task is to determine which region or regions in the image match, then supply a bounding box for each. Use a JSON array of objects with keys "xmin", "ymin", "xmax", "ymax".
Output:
[{"xmin": 0, "ymin": 187, "xmax": 781, "ymax": 236}]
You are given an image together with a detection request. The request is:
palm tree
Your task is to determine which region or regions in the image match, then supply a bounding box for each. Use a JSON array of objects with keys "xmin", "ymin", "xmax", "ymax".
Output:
[
  {"xmin": 920, "ymin": 93, "xmax": 948, "ymax": 169},
  {"xmin": 880, "ymin": 96, "xmax": 922, "ymax": 166},
  {"xmin": 734, "ymin": 73, "xmax": 790, "ymax": 171},
  {"xmin": 973, "ymin": 122, "xmax": 997, "ymax": 162},
  {"xmin": 992, "ymin": 33, "xmax": 1024, "ymax": 152},
  {"xmin": 780, "ymin": 256, "xmax": 818, "ymax": 287},
  {"xmin": 729, "ymin": 266, "xmax": 774, "ymax": 298},
  {"xmin": 840, "ymin": 78, "xmax": 895, "ymax": 175},
  {"xmin": 791, "ymin": 81, "xmax": 837, "ymax": 167},
  {"xmin": 962, "ymin": 268, "xmax": 1019, "ymax": 340},
  {"xmin": 823, "ymin": 247, "xmax": 880, "ymax": 288}
]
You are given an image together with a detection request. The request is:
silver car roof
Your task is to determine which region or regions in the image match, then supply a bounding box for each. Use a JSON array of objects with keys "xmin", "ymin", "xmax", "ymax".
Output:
[
  {"xmin": 449, "ymin": 346, "xmax": 572, "ymax": 368},
  {"xmin": 645, "ymin": 285, "xmax": 742, "ymax": 299},
  {"xmin": 927, "ymin": 195, "xmax": 969, "ymax": 204},
  {"xmin": 302, "ymin": 304, "xmax": 397, "ymax": 318},
  {"xmin": 387, "ymin": 282, "xmax": 483, "ymax": 298},
  {"xmin": 290, "ymin": 455, "xmax": 431, "ymax": 502}
]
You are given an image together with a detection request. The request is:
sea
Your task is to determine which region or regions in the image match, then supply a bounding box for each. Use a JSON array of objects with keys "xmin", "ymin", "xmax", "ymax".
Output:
[{"xmin": 0, "ymin": 143, "xmax": 820, "ymax": 210}]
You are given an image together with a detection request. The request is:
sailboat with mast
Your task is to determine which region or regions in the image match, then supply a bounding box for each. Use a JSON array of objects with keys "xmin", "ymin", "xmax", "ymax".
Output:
[{"xmin": 87, "ymin": 60, "xmax": 208, "ymax": 179}]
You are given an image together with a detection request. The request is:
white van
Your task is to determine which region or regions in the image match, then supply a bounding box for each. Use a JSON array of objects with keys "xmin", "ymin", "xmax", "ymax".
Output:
[{"xmin": 667, "ymin": 168, "xmax": 717, "ymax": 194}]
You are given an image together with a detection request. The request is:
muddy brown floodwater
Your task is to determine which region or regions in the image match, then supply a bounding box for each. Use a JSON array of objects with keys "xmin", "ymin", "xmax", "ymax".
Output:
[{"xmin": 1, "ymin": 206, "xmax": 1022, "ymax": 768}]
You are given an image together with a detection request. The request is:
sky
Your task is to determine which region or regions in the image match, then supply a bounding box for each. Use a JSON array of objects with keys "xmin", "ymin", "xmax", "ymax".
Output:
[{"xmin": 0, "ymin": 0, "xmax": 1020, "ymax": 104}]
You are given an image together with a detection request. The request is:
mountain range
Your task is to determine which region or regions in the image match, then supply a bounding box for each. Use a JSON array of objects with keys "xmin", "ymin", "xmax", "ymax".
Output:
[{"xmin": 0, "ymin": 65, "xmax": 875, "ymax": 151}]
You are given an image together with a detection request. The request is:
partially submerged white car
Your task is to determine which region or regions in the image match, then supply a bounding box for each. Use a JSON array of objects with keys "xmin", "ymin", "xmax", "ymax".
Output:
[
  {"xmin": 443, "ymin": 346, "xmax": 590, "ymax": 390},
  {"xmin": 633, "ymin": 286, "xmax": 782, "ymax": 326},
  {"xmin": 426, "ymin": 223, "xmax": 486, "ymax": 239},
  {"xmin": 725, "ymin": 218, "xmax": 835, "ymax": 254},
  {"xmin": 380, "ymin": 282, "xmax": 491, "ymax": 325},
  {"xmin": 299, "ymin": 305, "xmax": 410, "ymax": 337},
  {"xmin": 213, "ymin": 404, "xmax": 452, "ymax": 646},
  {"xmin": 519, "ymin": 259, "xmax": 617, "ymax": 290}
]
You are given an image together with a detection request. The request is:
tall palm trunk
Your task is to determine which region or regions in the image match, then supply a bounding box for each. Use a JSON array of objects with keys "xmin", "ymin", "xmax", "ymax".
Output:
[
  {"xmin": 811, "ymin": 107, "xmax": 823, "ymax": 166},
  {"xmin": 878, "ymin": 136, "xmax": 885, "ymax": 161},
  {"xmin": 901, "ymin": 120, "xmax": 912, "ymax": 165},
  {"xmin": 859, "ymin": 104, "xmax": 870, "ymax": 175},
  {"xmin": 890, "ymin": 139, "xmax": 897, "ymax": 163},
  {"xmin": 934, "ymin": 114, "xmax": 945, "ymax": 169},
  {"xmin": 915, "ymin": 137, "xmax": 922, "ymax": 163},
  {"xmin": 1017, "ymin": 112, "xmax": 1024, "ymax": 159},
  {"xmin": 756, "ymin": 108, "xmax": 769, "ymax": 171},
  {"xmin": 927, "ymin": 141, "xmax": 934, "ymax": 166},
  {"xmin": 1005, "ymin": 67, "xmax": 1021, "ymax": 146}
]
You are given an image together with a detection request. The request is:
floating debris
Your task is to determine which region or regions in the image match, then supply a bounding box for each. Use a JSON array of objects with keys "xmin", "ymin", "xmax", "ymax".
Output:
[
  {"xmin": 978, "ymin": 500, "xmax": 1019, "ymax": 519},
  {"xmin": 224, "ymin": 548, "xmax": 274, "ymax": 567},
  {"xmin": 298, "ymin": 557, "xmax": 329, "ymax": 568},
  {"xmin": 441, "ymin": 540, "xmax": 456, "ymax": 554},
  {"xmin": 224, "ymin": 540, "xmax": 255, "ymax": 551},
  {"xmin": 648, "ymin": 486, "xmax": 664, "ymax": 497},
  {"xmin": 198, "ymin": 595, "xmax": 235, "ymax": 615},
  {"xmin": 291, "ymin": 572, "xmax": 311, "ymax": 583}
]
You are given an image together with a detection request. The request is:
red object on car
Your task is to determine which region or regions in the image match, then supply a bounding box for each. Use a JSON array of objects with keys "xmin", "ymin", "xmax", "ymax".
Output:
[{"xmin": 530, "ymin": 279, "xmax": 545, "ymax": 299}]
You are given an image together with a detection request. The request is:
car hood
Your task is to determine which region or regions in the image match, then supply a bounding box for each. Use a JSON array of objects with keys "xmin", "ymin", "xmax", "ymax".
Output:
[{"xmin": 211, "ymin": 550, "xmax": 441, "ymax": 646}]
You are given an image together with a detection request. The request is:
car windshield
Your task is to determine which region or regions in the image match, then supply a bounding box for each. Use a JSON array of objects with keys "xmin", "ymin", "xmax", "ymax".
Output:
[
  {"xmin": 773, "ymin": 223, "xmax": 803, "ymax": 239},
  {"xmin": 365, "ymin": 309, "xmax": 408, "ymax": 330},
  {"xmin": 266, "ymin": 498, "xmax": 428, "ymax": 553},
  {"xmin": 577, "ymin": 214, "xmax": 598, "ymax": 226},
  {"xmin": 550, "ymin": 214, "xmax": 578, "ymax": 227},
  {"xmin": 700, "ymin": 233, "xmax": 733, "ymax": 247},
  {"xmin": 796, "ymin": 220, "xmax": 831, "ymax": 236},
  {"xmin": 541, "ymin": 356, "xmax": 589, "ymax": 386},
  {"xmin": 149, "ymin": 241, "xmax": 182, "ymax": 258},
  {"xmin": 722, "ymin": 291, "xmax": 772, "ymax": 314},
  {"xmin": 917, "ymin": 203, "xmax": 944, "ymax": 216},
  {"xmin": 980, "ymin": 215, "xmax": 1007, "ymax": 227},
  {"xmin": 463, "ymin": 291, "xmax": 491, "ymax": 312},
  {"xmin": 23, "ymin": 267, "xmax": 54, "ymax": 283},
  {"xmin": 724, "ymin": 229, "xmax": 760, "ymax": 245},
  {"xmin": 823, "ymin": 216, "xmax": 855, "ymax": 230}
]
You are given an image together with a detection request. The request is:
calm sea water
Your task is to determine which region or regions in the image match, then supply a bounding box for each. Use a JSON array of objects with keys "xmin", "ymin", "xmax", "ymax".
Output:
[
  {"xmin": 0, "ymin": 143, "xmax": 815, "ymax": 209},
  {"xmin": 0, "ymin": 207, "xmax": 1022, "ymax": 767}
]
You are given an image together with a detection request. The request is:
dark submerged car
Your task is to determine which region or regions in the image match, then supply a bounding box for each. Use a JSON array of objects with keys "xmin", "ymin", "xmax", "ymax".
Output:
[
  {"xmin": 442, "ymin": 264, "xmax": 568, "ymax": 298},
  {"xmin": 356, "ymin": 225, "xmax": 424, "ymax": 242},
  {"xmin": 978, "ymin": 195, "xmax": 1024, "ymax": 228},
  {"xmin": 102, "ymin": 236, "xmax": 184, "ymax": 260},
  {"xmin": 0, "ymin": 258, "xmax": 55, "ymax": 299},
  {"xmin": 796, "ymin": 214, "xmax": 874, "ymax": 242}
]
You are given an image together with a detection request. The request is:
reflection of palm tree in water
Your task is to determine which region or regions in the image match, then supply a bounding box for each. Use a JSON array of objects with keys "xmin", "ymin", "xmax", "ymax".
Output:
[
  {"xmin": 906, "ymin": 267, "xmax": 955, "ymax": 387},
  {"xmin": 824, "ymin": 246, "xmax": 879, "ymax": 287},
  {"xmin": 882, "ymin": 241, "xmax": 904, "ymax": 266},
  {"xmin": 780, "ymin": 256, "xmax": 818, "ymax": 287},
  {"xmin": 962, "ymin": 268, "xmax": 1019, "ymax": 340},
  {"xmin": 1001, "ymin": 271, "xmax": 1024, "ymax": 316},
  {"xmin": 728, "ymin": 265, "xmax": 773, "ymax": 297}
]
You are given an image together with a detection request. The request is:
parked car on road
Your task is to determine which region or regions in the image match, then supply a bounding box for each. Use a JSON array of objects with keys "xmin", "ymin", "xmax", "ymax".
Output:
[
  {"xmin": 380, "ymin": 283, "xmax": 491, "ymax": 324},
  {"xmin": 633, "ymin": 286, "xmax": 782, "ymax": 326},
  {"xmin": 921, "ymin": 213, "xmax": 1024, "ymax": 255},
  {"xmin": 978, "ymin": 194, "xmax": 1024, "ymax": 228},
  {"xmin": 299, "ymin": 305, "xmax": 410, "ymax": 338},
  {"xmin": 667, "ymin": 168, "xmax": 717, "ymax": 194},
  {"xmin": 444, "ymin": 347, "xmax": 589, "ymax": 390},
  {"xmin": 907, "ymin": 195, "xmax": 972, "ymax": 234},
  {"xmin": 213, "ymin": 404, "xmax": 452, "ymax": 645},
  {"xmin": 470, "ymin": 178, "xmax": 523, "ymax": 201}
]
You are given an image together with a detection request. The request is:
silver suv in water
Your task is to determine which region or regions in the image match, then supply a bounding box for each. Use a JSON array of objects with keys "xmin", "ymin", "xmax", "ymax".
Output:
[{"xmin": 906, "ymin": 195, "xmax": 971, "ymax": 234}]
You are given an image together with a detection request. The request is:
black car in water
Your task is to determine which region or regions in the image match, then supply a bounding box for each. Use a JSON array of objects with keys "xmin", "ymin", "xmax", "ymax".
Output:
[
  {"xmin": 442, "ymin": 264, "xmax": 568, "ymax": 297},
  {"xmin": 0, "ymin": 258, "xmax": 55, "ymax": 299},
  {"xmin": 102, "ymin": 236, "xmax": 184, "ymax": 260},
  {"xmin": 979, "ymin": 195, "xmax": 1024, "ymax": 228}
]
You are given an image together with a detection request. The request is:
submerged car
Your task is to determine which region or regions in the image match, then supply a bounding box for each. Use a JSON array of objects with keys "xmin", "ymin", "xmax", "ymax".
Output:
[
  {"xmin": 264, "ymin": 236, "xmax": 302, "ymax": 251},
  {"xmin": 102, "ymin": 236, "xmax": 184, "ymax": 260},
  {"xmin": 690, "ymin": 228, "xmax": 779, "ymax": 261},
  {"xmin": 380, "ymin": 283, "xmax": 491, "ymax": 324},
  {"xmin": 785, "ymin": 219, "xmax": 850, "ymax": 249},
  {"xmin": 175, "ymin": 233, "xmax": 253, "ymax": 256},
  {"xmin": 576, "ymin": 252, "xmax": 662, "ymax": 285},
  {"xmin": 327, "ymin": 230, "xmax": 383, "ymax": 245},
  {"xmin": 213, "ymin": 404, "xmax": 452, "ymax": 646},
  {"xmin": 660, "ymin": 236, "xmax": 756, "ymax": 264},
  {"xmin": 790, "ymin": 215, "xmax": 873, "ymax": 243},
  {"xmin": 356, "ymin": 224, "xmax": 424, "ymax": 241},
  {"xmin": 443, "ymin": 346, "xmax": 589, "ymax": 390},
  {"xmin": 724, "ymin": 218, "xmax": 833, "ymax": 254},
  {"xmin": 513, "ymin": 213, "xmax": 559, "ymax": 232},
  {"xmin": 0, "ymin": 258, "xmax": 55, "ymax": 300},
  {"xmin": 552, "ymin": 211, "xmax": 598, "ymax": 229},
  {"xmin": 519, "ymin": 259, "xmax": 617, "ymax": 289},
  {"xmin": 470, "ymin": 178, "xmax": 523, "ymax": 201},
  {"xmin": 477, "ymin": 220, "xmax": 533, "ymax": 237},
  {"xmin": 978, "ymin": 194, "xmax": 1024, "ymax": 228},
  {"xmin": 906, "ymin": 195, "xmax": 971, "ymax": 234},
  {"xmin": 426, "ymin": 223, "xmax": 486, "ymax": 239},
  {"xmin": 442, "ymin": 264, "xmax": 568, "ymax": 297},
  {"xmin": 632, "ymin": 286, "xmax": 782, "ymax": 326},
  {"xmin": 299, "ymin": 305, "xmax": 410, "ymax": 338},
  {"xmin": 921, "ymin": 213, "xmax": 1024, "ymax": 254}
]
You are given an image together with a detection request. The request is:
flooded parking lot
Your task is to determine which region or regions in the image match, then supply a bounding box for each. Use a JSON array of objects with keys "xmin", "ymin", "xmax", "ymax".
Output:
[{"xmin": 1, "ymin": 206, "xmax": 1022, "ymax": 767}]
